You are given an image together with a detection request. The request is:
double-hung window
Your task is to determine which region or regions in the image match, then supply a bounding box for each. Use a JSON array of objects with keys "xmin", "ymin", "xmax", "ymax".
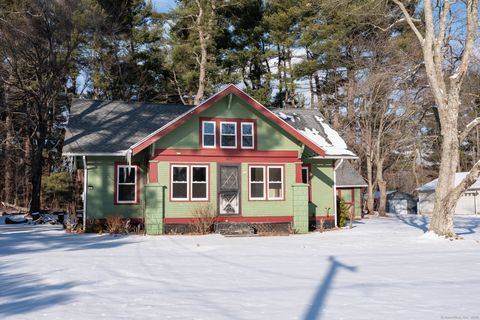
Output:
[
  {"xmin": 249, "ymin": 165, "xmax": 284, "ymax": 200},
  {"xmin": 202, "ymin": 121, "xmax": 216, "ymax": 148},
  {"xmin": 117, "ymin": 165, "xmax": 138, "ymax": 204},
  {"xmin": 268, "ymin": 166, "xmax": 283, "ymax": 200},
  {"xmin": 220, "ymin": 122, "xmax": 237, "ymax": 148},
  {"xmin": 249, "ymin": 166, "xmax": 265, "ymax": 200},
  {"xmin": 191, "ymin": 165, "xmax": 208, "ymax": 200},
  {"xmin": 241, "ymin": 122, "xmax": 254, "ymax": 149},
  {"xmin": 171, "ymin": 165, "xmax": 188, "ymax": 200},
  {"xmin": 171, "ymin": 165, "xmax": 209, "ymax": 201}
]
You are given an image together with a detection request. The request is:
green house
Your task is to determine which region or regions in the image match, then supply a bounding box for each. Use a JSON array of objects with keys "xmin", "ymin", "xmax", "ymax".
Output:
[{"xmin": 63, "ymin": 85, "xmax": 361, "ymax": 234}]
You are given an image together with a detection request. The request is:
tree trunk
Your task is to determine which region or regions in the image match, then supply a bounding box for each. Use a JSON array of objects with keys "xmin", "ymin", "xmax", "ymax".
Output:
[
  {"xmin": 430, "ymin": 107, "xmax": 459, "ymax": 237},
  {"xmin": 366, "ymin": 154, "xmax": 375, "ymax": 214},
  {"xmin": 4, "ymin": 113, "xmax": 15, "ymax": 204},
  {"xmin": 194, "ymin": 29, "xmax": 207, "ymax": 105},
  {"xmin": 346, "ymin": 66, "xmax": 356, "ymax": 145},
  {"xmin": 29, "ymin": 120, "xmax": 46, "ymax": 213}
]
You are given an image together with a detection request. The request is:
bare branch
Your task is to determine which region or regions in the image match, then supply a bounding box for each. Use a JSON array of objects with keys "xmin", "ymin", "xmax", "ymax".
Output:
[
  {"xmin": 391, "ymin": 0, "xmax": 425, "ymax": 43},
  {"xmin": 459, "ymin": 117, "xmax": 480, "ymax": 142}
]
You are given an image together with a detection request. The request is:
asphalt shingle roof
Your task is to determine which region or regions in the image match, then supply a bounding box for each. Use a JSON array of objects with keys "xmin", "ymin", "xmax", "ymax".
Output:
[
  {"xmin": 63, "ymin": 99, "xmax": 193, "ymax": 155},
  {"xmin": 269, "ymin": 108, "xmax": 356, "ymax": 157},
  {"xmin": 336, "ymin": 161, "xmax": 368, "ymax": 187}
]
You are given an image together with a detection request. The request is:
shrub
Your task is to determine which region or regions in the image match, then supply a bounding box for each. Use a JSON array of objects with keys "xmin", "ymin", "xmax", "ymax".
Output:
[
  {"xmin": 337, "ymin": 197, "xmax": 348, "ymax": 228},
  {"xmin": 191, "ymin": 204, "xmax": 216, "ymax": 234},
  {"xmin": 42, "ymin": 172, "xmax": 73, "ymax": 210},
  {"xmin": 106, "ymin": 215, "xmax": 128, "ymax": 234}
]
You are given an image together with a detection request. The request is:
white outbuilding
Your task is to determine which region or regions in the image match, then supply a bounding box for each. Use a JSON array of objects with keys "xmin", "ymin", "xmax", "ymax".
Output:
[{"xmin": 417, "ymin": 173, "xmax": 480, "ymax": 215}]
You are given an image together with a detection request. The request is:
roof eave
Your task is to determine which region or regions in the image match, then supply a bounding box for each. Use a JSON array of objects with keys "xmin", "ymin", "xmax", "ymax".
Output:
[{"xmin": 63, "ymin": 151, "xmax": 128, "ymax": 157}]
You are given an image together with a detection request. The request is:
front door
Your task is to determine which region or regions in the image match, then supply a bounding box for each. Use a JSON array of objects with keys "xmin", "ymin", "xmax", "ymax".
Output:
[{"xmin": 218, "ymin": 165, "xmax": 240, "ymax": 215}]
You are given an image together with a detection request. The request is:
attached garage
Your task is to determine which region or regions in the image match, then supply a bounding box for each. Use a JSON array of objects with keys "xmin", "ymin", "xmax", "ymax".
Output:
[{"xmin": 417, "ymin": 173, "xmax": 480, "ymax": 215}]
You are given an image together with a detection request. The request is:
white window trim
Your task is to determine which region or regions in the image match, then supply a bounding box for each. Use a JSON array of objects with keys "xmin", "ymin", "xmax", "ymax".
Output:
[
  {"xmin": 202, "ymin": 121, "xmax": 216, "ymax": 148},
  {"xmin": 220, "ymin": 121, "xmax": 237, "ymax": 149},
  {"xmin": 117, "ymin": 165, "xmax": 137, "ymax": 204},
  {"xmin": 190, "ymin": 165, "xmax": 209, "ymax": 201},
  {"xmin": 267, "ymin": 166, "xmax": 284, "ymax": 200},
  {"xmin": 171, "ymin": 165, "xmax": 189, "ymax": 201},
  {"xmin": 241, "ymin": 122, "xmax": 254, "ymax": 149},
  {"xmin": 249, "ymin": 166, "xmax": 266, "ymax": 200}
]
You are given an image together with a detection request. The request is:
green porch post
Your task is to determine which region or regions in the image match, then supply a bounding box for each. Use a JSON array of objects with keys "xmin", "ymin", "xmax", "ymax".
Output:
[
  {"xmin": 144, "ymin": 185, "xmax": 164, "ymax": 235},
  {"xmin": 292, "ymin": 183, "xmax": 309, "ymax": 233}
]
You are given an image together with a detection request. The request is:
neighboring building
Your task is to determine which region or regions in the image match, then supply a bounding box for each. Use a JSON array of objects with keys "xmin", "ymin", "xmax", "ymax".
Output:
[
  {"xmin": 63, "ymin": 85, "xmax": 360, "ymax": 234},
  {"xmin": 417, "ymin": 173, "xmax": 480, "ymax": 215},
  {"xmin": 386, "ymin": 191, "xmax": 417, "ymax": 215}
]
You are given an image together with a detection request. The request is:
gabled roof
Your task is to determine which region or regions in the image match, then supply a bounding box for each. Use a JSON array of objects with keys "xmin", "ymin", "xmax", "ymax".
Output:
[
  {"xmin": 64, "ymin": 85, "xmax": 356, "ymax": 158},
  {"xmin": 63, "ymin": 100, "xmax": 192, "ymax": 155},
  {"xmin": 336, "ymin": 161, "xmax": 368, "ymax": 188},
  {"xmin": 417, "ymin": 172, "xmax": 480, "ymax": 192},
  {"xmin": 130, "ymin": 85, "xmax": 326, "ymax": 156},
  {"xmin": 270, "ymin": 109, "xmax": 356, "ymax": 158}
]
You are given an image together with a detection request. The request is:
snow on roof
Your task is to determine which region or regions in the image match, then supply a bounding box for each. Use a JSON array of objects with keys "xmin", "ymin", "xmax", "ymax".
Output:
[
  {"xmin": 417, "ymin": 172, "xmax": 480, "ymax": 192},
  {"xmin": 273, "ymin": 109, "xmax": 356, "ymax": 157}
]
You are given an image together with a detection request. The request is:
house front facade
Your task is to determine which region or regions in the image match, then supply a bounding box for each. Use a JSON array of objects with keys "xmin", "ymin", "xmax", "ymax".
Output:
[{"xmin": 63, "ymin": 85, "xmax": 358, "ymax": 234}]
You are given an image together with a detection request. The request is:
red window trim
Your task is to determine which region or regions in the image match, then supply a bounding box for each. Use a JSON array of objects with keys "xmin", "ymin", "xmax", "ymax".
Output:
[
  {"xmin": 248, "ymin": 164, "xmax": 286, "ymax": 201},
  {"xmin": 114, "ymin": 162, "xmax": 141, "ymax": 205},
  {"xmin": 170, "ymin": 163, "xmax": 210, "ymax": 202},
  {"xmin": 199, "ymin": 117, "xmax": 257, "ymax": 151}
]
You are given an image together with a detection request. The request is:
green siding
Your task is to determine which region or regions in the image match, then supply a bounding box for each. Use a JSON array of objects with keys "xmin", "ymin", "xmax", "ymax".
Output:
[
  {"xmin": 305, "ymin": 159, "xmax": 335, "ymax": 218},
  {"xmin": 240, "ymin": 163, "xmax": 295, "ymax": 217},
  {"xmin": 292, "ymin": 184, "xmax": 309, "ymax": 233},
  {"xmin": 155, "ymin": 95, "xmax": 300, "ymax": 152},
  {"xmin": 85, "ymin": 156, "xmax": 145, "ymax": 219},
  {"xmin": 354, "ymin": 188, "xmax": 362, "ymax": 218},
  {"xmin": 158, "ymin": 161, "xmax": 218, "ymax": 218}
]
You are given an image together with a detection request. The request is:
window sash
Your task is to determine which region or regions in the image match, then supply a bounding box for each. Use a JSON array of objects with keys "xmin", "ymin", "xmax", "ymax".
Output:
[
  {"xmin": 249, "ymin": 166, "xmax": 266, "ymax": 200},
  {"xmin": 268, "ymin": 166, "xmax": 283, "ymax": 200},
  {"xmin": 202, "ymin": 121, "xmax": 216, "ymax": 148},
  {"xmin": 241, "ymin": 122, "xmax": 254, "ymax": 149},
  {"xmin": 171, "ymin": 165, "xmax": 189, "ymax": 200},
  {"xmin": 191, "ymin": 165, "xmax": 208, "ymax": 200},
  {"xmin": 220, "ymin": 122, "xmax": 237, "ymax": 148},
  {"xmin": 117, "ymin": 165, "xmax": 137, "ymax": 203},
  {"xmin": 301, "ymin": 167, "xmax": 309, "ymax": 184}
]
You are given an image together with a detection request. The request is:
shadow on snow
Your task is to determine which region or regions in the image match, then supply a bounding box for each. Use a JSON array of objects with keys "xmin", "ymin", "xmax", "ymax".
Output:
[{"xmin": 303, "ymin": 256, "xmax": 357, "ymax": 320}]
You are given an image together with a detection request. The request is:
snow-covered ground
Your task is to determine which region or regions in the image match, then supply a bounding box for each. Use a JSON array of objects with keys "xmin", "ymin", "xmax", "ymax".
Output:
[{"xmin": 1, "ymin": 215, "xmax": 480, "ymax": 320}]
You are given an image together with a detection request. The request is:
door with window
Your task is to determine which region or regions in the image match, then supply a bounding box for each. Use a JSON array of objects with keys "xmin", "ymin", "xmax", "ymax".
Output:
[{"xmin": 218, "ymin": 165, "xmax": 240, "ymax": 215}]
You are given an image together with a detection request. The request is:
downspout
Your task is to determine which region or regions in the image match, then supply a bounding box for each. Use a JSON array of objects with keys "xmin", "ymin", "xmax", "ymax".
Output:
[
  {"xmin": 82, "ymin": 156, "xmax": 88, "ymax": 231},
  {"xmin": 333, "ymin": 159, "xmax": 344, "ymax": 227}
]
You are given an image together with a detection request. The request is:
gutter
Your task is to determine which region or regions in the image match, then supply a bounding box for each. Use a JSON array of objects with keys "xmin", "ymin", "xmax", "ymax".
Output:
[
  {"xmin": 82, "ymin": 156, "xmax": 88, "ymax": 232},
  {"xmin": 63, "ymin": 151, "xmax": 128, "ymax": 157}
]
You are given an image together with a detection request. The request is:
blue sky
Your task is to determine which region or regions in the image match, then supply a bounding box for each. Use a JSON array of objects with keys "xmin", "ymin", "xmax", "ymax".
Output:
[{"xmin": 151, "ymin": 0, "xmax": 176, "ymax": 12}]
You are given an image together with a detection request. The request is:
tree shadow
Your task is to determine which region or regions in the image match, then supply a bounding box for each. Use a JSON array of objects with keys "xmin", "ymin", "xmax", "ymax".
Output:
[
  {"xmin": 0, "ymin": 225, "xmax": 131, "ymax": 257},
  {"xmin": 394, "ymin": 214, "xmax": 429, "ymax": 232},
  {"xmin": 0, "ymin": 261, "xmax": 80, "ymax": 317},
  {"xmin": 454, "ymin": 217, "xmax": 480, "ymax": 236},
  {"xmin": 303, "ymin": 256, "xmax": 357, "ymax": 320}
]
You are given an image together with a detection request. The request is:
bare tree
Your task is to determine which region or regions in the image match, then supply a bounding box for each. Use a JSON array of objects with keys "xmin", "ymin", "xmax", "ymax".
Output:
[{"xmin": 392, "ymin": 0, "xmax": 479, "ymax": 237}]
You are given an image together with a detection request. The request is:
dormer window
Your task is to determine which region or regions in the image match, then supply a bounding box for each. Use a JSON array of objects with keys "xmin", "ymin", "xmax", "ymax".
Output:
[{"xmin": 220, "ymin": 122, "xmax": 237, "ymax": 148}]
